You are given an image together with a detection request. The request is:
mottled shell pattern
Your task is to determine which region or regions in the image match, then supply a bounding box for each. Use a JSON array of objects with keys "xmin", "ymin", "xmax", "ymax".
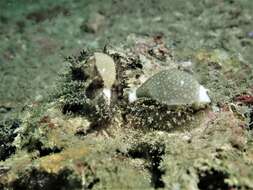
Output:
[{"xmin": 135, "ymin": 69, "xmax": 211, "ymax": 106}]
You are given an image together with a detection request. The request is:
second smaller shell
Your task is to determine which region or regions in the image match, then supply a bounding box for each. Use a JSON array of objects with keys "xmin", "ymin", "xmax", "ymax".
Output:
[
  {"xmin": 91, "ymin": 52, "xmax": 116, "ymax": 89},
  {"xmin": 87, "ymin": 52, "xmax": 116, "ymax": 102}
]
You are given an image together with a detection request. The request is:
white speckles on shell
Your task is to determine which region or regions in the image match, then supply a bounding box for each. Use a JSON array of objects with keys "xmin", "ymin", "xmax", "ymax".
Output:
[{"xmin": 136, "ymin": 69, "xmax": 211, "ymax": 105}]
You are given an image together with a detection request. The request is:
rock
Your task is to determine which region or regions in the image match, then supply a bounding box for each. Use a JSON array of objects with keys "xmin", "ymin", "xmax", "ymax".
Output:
[
  {"xmin": 248, "ymin": 31, "xmax": 253, "ymax": 38},
  {"xmin": 81, "ymin": 13, "xmax": 105, "ymax": 33}
]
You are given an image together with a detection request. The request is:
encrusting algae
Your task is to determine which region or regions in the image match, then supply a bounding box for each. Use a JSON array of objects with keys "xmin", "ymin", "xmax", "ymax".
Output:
[
  {"xmin": 0, "ymin": 36, "xmax": 253, "ymax": 190},
  {"xmin": 1, "ymin": 0, "xmax": 253, "ymax": 189}
]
